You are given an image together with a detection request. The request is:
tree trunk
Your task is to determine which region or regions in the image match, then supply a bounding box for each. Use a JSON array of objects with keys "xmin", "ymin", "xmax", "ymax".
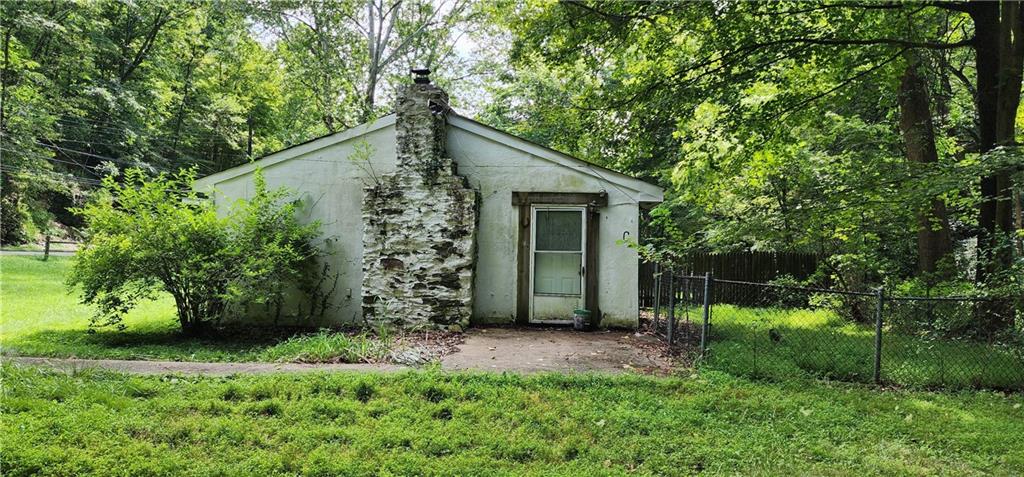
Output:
[
  {"xmin": 971, "ymin": 2, "xmax": 1001, "ymax": 285},
  {"xmin": 1, "ymin": 25, "xmax": 12, "ymax": 133},
  {"xmin": 969, "ymin": 1, "xmax": 1022, "ymax": 334},
  {"xmin": 247, "ymin": 111, "xmax": 253, "ymax": 159},
  {"xmin": 363, "ymin": 0, "xmax": 380, "ymax": 123},
  {"xmin": 971, "ymin": 1, "xmax": 1022, "ymax": 285},
  {"xmin": 897, "ymin": 53, "xmax": 954, "ymax": 278},
  {"xmin": 174, "ymin": 297, "xmax": 198, "ymax": 336},
  {"xmin": 1016, "ymin": 187, "xmax": 1023, "ymax": 256},
  {"xmin": 170, "ymin": 36, "xmax": 207, "ymax": 160},
  {"xmin": 993, "ymin": 1, "xmax": 1022, "ymax": 246},
  {"xmin": 177, "ymin": 298, "xmax": 207, "ymax": 337},
  {"xmin": 363, "ymin": 73, "xmax": 378, "ymax": 122}
]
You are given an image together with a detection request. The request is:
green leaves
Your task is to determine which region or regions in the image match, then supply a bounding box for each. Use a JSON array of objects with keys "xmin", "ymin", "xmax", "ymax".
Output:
[
  {"xmin": 69, "ymin": 167, "xmax": 323, "ymax": 335},
  {"xmin": 484, "ymin": 1, "xmax": 1014, "ymax": 295},
  {"xmin": 225, "ymin": 168, "xmax": 322, "ymax": 313}
]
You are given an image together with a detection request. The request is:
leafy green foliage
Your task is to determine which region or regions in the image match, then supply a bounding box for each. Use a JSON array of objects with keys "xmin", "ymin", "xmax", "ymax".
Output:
[
  {"xmin": 68, "ymin": 168, "xmax": 321, "ymax": 335},
  {"xmin": 68, "ymin": 168, "xmax": 226, "ymax": 333},
  {"xmin": 482, "ymin": 1, "xmax": 1021, "ymax": 300},
  {"xmin": 258, "ymin": 329, "xmax": 395, "ymax": 364},
  {"xmin": 224, "ymin": 171, "xmax": 323, "ymax": 320},
  {"xmin": 0, "ymin": 1, "xmax": 293, "ymax": 243},
  {"xmin": 2, "ymin": 365, "xmax": 1022, "ymax": 475}
]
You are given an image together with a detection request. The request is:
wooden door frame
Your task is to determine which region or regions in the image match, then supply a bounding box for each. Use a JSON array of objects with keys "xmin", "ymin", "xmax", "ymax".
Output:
[{"xmin": 513, "ymin": 191, "xmax": 605, "ymax": 325}]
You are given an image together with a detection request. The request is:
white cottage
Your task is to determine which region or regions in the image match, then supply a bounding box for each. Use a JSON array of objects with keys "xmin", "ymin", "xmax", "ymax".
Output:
[{"xmin": 195, "ymin": 74, "xmax": 663, "ymax": 329}]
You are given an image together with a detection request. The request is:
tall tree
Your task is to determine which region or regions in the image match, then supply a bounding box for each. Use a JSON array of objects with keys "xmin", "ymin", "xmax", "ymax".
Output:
[
  {"xmin": 254, "ymin": 0, "xmax": 476, "ymax": 131},
  {"xmin": 968, "ymin": 1, "xmax": 1023, "ymax": 284},
  {"xmin": 897, "ymin": 51, "xmax": 953, "ymax": 277},
  {"xmin": 0, "ymin": 0, "xmax": 296, "ymax": 243}
]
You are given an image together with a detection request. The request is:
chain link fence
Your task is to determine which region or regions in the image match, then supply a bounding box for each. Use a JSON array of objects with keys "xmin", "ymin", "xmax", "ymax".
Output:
[{"xmin": 646, "ymin": 266, "xmax": 1024, "ymax": 391}]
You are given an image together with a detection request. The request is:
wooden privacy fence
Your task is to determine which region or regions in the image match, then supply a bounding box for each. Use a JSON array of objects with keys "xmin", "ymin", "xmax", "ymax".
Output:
[{"xmin": 639, "ymin": 251, "xmax": 817, "ymax": 307}]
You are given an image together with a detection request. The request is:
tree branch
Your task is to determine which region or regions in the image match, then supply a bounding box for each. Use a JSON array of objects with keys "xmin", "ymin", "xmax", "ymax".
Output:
[
  {"xmin": 768, "ymin": 49, "xmax": 907, "ymax": 129},
  {"xmin": 561, "ymin": 0, "xmax": 673, "ymax": 25},
  {"xmin": 925, "ymin": 1, "xmax": 973, "ymax": 14},
  {"xmin": 934, "ymin": 48, "xmax": 977, "ymax": 97},
  {"xmin": 120, "ymin": 8, "xmax": 173, "ymax": 83},
  {"xmin": 755, "ymin": 2, "xmax": 906, "ymax": 16},
  {"xmin": 782, "ymin": 36, "xmax": 974, "ymax": 50}
]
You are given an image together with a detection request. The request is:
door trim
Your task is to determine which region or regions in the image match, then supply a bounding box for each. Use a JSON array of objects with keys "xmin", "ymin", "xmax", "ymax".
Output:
[
  {"xmin": 513, "ymin": 191, "xmax": 604, "ymax": 325},
  {"xmin": 529, "ymin": 206, "xmax": 586, "ymax": 324}
]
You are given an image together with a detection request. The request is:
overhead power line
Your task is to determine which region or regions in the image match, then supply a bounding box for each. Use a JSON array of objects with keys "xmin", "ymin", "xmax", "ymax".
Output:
[
  {"xmin": 31, "ymin": 141, "xmax": 172, "ymax": 172},
  {"xmin": 0, "ymin": 165, "xmax": 106, "ymax": 186},
  {"xmin": 0, "ymin": 145, "xmax": 98, "ymax": 173}
]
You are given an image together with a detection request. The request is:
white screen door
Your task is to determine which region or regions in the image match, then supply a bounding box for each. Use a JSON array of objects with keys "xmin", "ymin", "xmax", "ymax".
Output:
[{"xmin": 530, "ymin": 206, "xmax": 585, "ymax": 323}]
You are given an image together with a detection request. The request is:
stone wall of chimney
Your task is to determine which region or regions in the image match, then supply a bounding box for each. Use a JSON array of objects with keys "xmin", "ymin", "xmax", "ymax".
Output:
[{"xmin": 360, "ymin": 82, "xmax": 477, "ymax": 329}]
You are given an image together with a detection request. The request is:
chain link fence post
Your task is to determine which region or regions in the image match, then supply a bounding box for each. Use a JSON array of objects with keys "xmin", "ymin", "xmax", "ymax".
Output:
[
  {"xmin": 652, "ymin": 263, "xmax": 662, "ymax": 332},
  {"xmin": 700, "ymin": 272, "xmax": 713, "ymax": 360},
  {"xmin": 667, "ymin": 271, "xmax": 676, "ymax": 346},
  {"xmin": 873, "ymin": 287, "xmax": 885, "ymax": 385}
]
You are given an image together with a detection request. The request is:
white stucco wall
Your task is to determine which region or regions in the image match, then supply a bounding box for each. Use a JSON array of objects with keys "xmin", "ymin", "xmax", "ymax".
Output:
[
  {"xmin": 446, "ymin": 124, "xmax": 642, "ymax": 327},
  {"xmin": 196, "ymin": 115, "xmax": 659, "ymax": 328},
  {"xmin": 202, "ymin": 121, "xmax": 399, "ymax": 326}
]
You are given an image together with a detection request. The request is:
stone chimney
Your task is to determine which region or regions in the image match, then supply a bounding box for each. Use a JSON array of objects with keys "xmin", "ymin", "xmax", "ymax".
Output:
[
  {"xmin": 360, "ymin": 70, "xmax": 477, "ymax": 329},
  {"xmin": 394, "ymin": 77, "xmax": 450, "ymax": 181}
]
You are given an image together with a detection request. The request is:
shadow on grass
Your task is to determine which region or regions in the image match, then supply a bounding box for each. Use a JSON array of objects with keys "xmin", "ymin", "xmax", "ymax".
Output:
[
  {"xmin": 3, "ymin": 325, "xmax": 305, "ymax": 362},
  {"xmin": 705, "ymin": 305, "xmax": 1024, "ymax": 391}
]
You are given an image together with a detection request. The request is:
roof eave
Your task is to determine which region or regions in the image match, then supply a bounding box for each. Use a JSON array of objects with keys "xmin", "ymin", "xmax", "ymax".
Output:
[{"xmin": 446, "ymin": 114, "xmax": 664, "ymax": 202}]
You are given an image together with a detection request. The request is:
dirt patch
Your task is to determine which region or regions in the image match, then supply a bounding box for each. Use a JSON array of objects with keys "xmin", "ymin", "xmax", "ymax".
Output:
[
  {"xmin": 638, "ymin": 310, "xmax": 705, "ymax": 365},
  {"xmin": 387, "ymin": 330, "xmax": 464, "ymax": 365}
]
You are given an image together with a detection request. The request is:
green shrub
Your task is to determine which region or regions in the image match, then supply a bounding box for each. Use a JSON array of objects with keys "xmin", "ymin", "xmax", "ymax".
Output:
[{"xmin": 68, "ymin": 167, "xmax": 322, "ymax": 336}]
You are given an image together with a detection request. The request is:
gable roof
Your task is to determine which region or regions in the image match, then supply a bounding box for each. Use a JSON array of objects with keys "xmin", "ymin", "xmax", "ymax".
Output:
[{"xmin": 195, "ymin": 112, "xmax": 664, "ymax": 203}]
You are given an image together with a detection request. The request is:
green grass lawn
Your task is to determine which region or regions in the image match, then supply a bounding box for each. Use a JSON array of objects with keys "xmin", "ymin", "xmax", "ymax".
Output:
[
  {"xmin": 0, "ymin": 256, "xmax": 391, "ymax": 363},
  {"xmin": 704, "ymin": 304, "xmax": 1024, "ymax": 391},
  {"xmin": 4, "ymin": 257, "xmax": 1023, "ymax": 474},
  {"xmin": 2, "ymin": 365, "xmax": 1022, "ymax": 476}
]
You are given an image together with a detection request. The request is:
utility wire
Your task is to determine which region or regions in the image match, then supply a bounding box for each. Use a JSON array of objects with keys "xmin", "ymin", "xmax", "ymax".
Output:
[
  {"xmin": 1, "ymin": 164, "xmax": 195, "ymax": 194},
  {"xmin": 0, "ymin": 145, "xmax": 98, "ymax": 173},
  {"xmin": 54, "ymin": 115, "xmax": 228, "ymax": 140},
  {"xmin": 0, "ymin": 165, "xmax": 106, "ymax": 186},
  {"xmin": 32, "ymin": 141, "xmax": 172, "ymax": 172}
]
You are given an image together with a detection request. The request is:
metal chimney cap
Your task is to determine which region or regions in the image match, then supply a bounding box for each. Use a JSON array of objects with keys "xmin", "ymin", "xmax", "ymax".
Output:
[{"xmin": 411, "ymin": 68, "xmax": 431, "ymax": 84}]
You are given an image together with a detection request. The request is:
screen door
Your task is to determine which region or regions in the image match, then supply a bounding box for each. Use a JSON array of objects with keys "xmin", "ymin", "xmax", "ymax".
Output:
[{"xmin": 530, "ymin": 207, "xmax": 586, "ymax": 323}]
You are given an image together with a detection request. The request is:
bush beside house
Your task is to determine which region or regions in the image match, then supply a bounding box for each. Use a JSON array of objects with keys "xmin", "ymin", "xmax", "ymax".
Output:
[{"xmin": 69, "ymin": 168, "xmax": 322, "ymax": 336}]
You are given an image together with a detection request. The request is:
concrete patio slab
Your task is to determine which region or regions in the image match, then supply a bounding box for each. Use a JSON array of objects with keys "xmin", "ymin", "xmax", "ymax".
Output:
[{"xmin": 441, "ymin": 327, "xmax": 670, "ymax": 374}]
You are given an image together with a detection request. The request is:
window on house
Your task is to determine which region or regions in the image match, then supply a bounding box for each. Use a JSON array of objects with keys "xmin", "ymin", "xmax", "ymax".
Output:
[{"xmin": 533, "ymin": 209, "xmax": 583, "ymax": 295}]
